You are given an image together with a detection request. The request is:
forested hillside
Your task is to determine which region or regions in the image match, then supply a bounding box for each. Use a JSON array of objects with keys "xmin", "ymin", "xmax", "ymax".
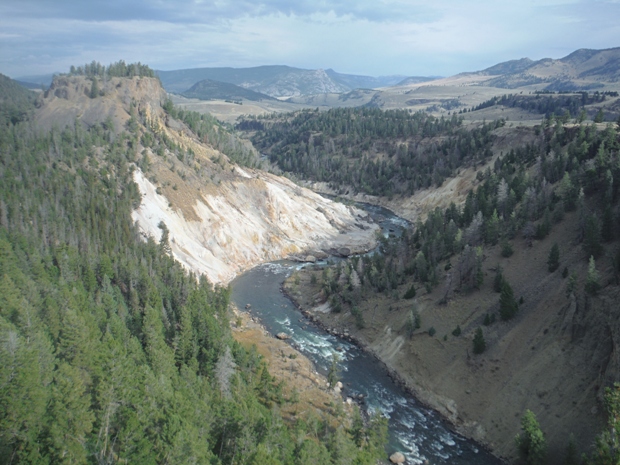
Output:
[
  {"xmin": 282, "ymin": 109, "xmax": 620, "ymax": 460},
  {"xmin": 314, "ymin": 119, "xmax": 620, "ymax": 310},
  {"xmin": 0, "ymin": 67, "xmax": 387, "ymax": 464},
  {"xmin": 240, "ymin": 108, "xmax": 504, "ymax": 197},
  {"xmin": 0, "ymin": 73, "xmax": 37, "ymax": 125}
]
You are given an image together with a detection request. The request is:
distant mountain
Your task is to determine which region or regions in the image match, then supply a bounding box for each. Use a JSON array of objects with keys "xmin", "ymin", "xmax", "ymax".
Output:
[
  {"xmin": 324, "ymin": 69, "xmax": 409, "ymax": 89},
  {"xmin": 14, "ymin": 73, "xmax": 56, "ymax": 88},
  {"xmin": 158, "ymin": 65, "xmax": 434, "ymax": 98},
  {"xmin": 182, "ymin": 79, "xmax": 277, "ymax": 102},
  {"xmin": 395, "ymin": 76, "xmax": 442, "ymax": 86},
  {"xmin": 17, "ymin": 80, "xmax": 44, "ymax": 90},
  {"xmin": 481, "ymin": 58, "xmax": 535, "ymax": 75},
  {"xmin": 476, "ymin": 47, "xmax": 620, "ymax": 90}
]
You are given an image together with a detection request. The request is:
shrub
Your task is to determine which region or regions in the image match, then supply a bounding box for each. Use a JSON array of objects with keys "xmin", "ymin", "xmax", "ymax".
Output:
[
  {"xmin": 452, "ymin": 325, "xmax": 462, "ymax": 337},
  {"xmin": 403, "ymin": 284, "xmax": 416, "ymax": 299},
  {"xmin": 428, "ymin": 327, "xmax": 436, "ymax": 337}
]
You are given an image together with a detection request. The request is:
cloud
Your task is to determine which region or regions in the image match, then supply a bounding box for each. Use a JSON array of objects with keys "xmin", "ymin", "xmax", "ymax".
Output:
[
  {"xmin": 1, "ymin": 0, "xmax": 618, "ymax": 78},
  {"xmin": 3, "ymin": 0, "xmax": 439, "ymax": 24}
]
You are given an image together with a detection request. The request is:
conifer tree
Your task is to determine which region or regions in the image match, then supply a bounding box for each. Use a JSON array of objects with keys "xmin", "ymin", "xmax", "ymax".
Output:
[
  {"xmin": 473, "ymin": 328, "xmax": 486, "ymax": 354},
  {"xmin": 90, "ymin": 77, "xmax": 99, "ymax": 99},
  {"xmin": 516, "ymin": 410, "xmax": 547, "ymax": 465},
  {"xmin": 547, "ymin": 243, "xmax": 560, "ymax": 272},
  {"xmin": 499, "ymin": 280, "xmax": 518, "ymax": 320},
  {"xmin": 584, "ymin": 214, "xmax": 603, "ymax": 258},
  {"xmin": 586, "ymin": 255, "xmax": 600, "ymax": 295},
  {"xmin": 493, "ymin": 264, "xmax": 504, "ymax": 293}
]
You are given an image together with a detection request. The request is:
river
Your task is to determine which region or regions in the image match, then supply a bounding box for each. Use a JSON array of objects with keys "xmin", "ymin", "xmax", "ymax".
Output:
[{"xmin": 230, "ymin": 205, "xmax": 503, "ymax": 465}]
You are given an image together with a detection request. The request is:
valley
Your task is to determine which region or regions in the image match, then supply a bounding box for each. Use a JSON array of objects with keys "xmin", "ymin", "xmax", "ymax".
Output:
[{"xmin": 2, "ymin": 46, "xmax": 620, "ymax": 465}]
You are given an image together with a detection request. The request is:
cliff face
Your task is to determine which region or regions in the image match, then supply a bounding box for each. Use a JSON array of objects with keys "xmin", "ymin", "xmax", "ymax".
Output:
[
  {"xmin": 36, "ymin": 74, "xmax": 166, "ymax": 133},
  {"xmin": 132, "ymin": 166, "xmax": 378, "ymax": 284},
  {"xmin": 37, "ymin": 75, "xmax": 379, "ymax": 284}
]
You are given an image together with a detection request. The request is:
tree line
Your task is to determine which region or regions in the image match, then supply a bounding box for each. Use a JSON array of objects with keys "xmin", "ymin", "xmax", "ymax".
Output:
[{"xmin": 68, "ymin": 60, "xmax": 156, "ymax": 79}]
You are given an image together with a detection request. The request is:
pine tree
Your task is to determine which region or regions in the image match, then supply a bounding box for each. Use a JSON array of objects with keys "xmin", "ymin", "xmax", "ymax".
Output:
[
  {"xmin": 566, "ymin": 271, "xmax": 578, "ymax": 298},
  {"xmin": 589, "ymin": 383, "xmax": 620, "ymax": 465},
  {"xmin": 601, "ymin": 205, "xmax": 615, "ymax": 242},
  {"xmin": 473, "ymin": 328, "xmax": 486, "ymax": 354},
  {"xmin": 327, "ymin": 352, "xmax": 340, "ymax": 388},
  {"xmin": 499, "ymin": 280, "xmax": 518, "ymax": 320},
  {"xmin": 585, "ymin": 255, "xmax": 600, "ymax": 295},
  {"xmin": 584, "ymin": 214, "xmax": 603, "ymax": 258},
  {"xmin": 158, "ymin": 220, "xmax": 172, "ymax": 256},
  {"xmin": 90, "ymin": 77, "xmax": 99, "ymax": 99},
  {"xmin": 516, "ymin": 410, "xmax": 547, "ymax": 465},
  {"xmin": 493, "ymin": 264, "xmax": 504, "ymax": 293},
  {"xmin": 547, "ymin": 243, "xmax": 560, "ymax": 272}
]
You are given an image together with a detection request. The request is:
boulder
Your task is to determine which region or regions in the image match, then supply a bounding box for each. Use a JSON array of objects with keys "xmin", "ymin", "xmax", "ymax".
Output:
[
  {"xmin": 337, "ymin": 247, "xmax": 351, "ymax": 257},
  {"xmin": 336, "ymin": 381, "xmax": 343, "ymax": 390},
  {"xmin": 245, "ymin": 303, "xmax": 251, "ymax": 309},
  {"xmin": 305, "ymin": 255, "xmax": 317, "ymax": 263},
  {"xmin": 389, "ymin": 452, "xmax": 406, "ymax": 464},
  {"xmin": 276, "ymin": 332, "xmax": 290, "ymax": 340}
]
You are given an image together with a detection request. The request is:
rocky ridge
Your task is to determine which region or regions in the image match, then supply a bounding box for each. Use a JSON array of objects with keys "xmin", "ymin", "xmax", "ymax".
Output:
[{"xmin": 36, "ymin": 74, "xmax": 379, "ymax": 284}]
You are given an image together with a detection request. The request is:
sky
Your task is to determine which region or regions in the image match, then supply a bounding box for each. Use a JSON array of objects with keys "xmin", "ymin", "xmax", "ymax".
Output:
[{"xmin": 1, "ymin": 0, "xmax": 619, "ymax": 79}]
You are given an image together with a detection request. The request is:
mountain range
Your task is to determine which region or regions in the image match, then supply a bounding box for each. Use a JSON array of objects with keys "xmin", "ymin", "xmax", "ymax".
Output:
[
  {"xmin": 469, "ymin": 46, "xmax": 620, "ymax": 90},
  {"xmin": 15, "ymin": 47, "xmax": 620, "ymax": 101},
  {"xmin": 157, "ymin": 65, "xmax": 412, "ymax": 97}
]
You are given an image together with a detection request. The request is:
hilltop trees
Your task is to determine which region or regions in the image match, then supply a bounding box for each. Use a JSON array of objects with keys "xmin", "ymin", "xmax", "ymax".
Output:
[{"xmin": 69, "ymin": 60, "xmax": 156, "ymax": 78}]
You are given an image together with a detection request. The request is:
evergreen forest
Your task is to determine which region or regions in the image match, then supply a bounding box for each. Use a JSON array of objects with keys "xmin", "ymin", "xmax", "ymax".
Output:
[
  {"xmin": 239, "ymin": 108, "xmax": 503, "ymax": 197},
  {"xmin": 0, "ymin": 70, "xmax": 387, "ymax": 465}
]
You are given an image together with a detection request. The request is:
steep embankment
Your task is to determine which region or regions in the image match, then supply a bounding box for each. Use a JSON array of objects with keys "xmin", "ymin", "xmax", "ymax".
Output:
[
  {"xmin": 132, "ymin": 166, "xmax": 378, "ymax": 284},
  {"xmin": 36, "ymin": 75, "xmax": 379, "ymax": 284}
]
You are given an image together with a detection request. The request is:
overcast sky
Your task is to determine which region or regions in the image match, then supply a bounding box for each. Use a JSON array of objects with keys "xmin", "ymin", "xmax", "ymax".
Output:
[{"xmin": 2, "ymin": 0, "xmax": 619, "ymax": 79}]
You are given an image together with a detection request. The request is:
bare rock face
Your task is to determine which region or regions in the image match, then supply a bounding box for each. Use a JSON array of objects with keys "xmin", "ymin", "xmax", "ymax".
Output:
[{"xmin": 132, "ymin": 168, "xmax": 378, "ymax": 284}]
